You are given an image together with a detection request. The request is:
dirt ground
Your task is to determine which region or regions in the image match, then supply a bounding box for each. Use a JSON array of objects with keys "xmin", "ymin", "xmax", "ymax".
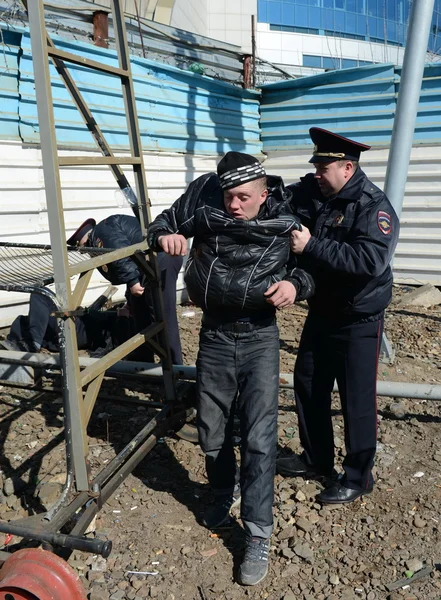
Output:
[{"xmin": 0, "ymin": 286, "xmax": 440, "ymax": 600}]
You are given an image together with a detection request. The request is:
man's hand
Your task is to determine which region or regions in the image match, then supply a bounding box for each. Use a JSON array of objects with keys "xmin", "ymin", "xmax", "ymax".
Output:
[
  {"xmin": 158, "ymin": 234, "xmax": 187, "ymax": 256},
  {"xmin": 130, "ymin": 282, "xmax": 145, "ymax": 296},
  {"xmin": 264, "ymin": 281, "xmax": 297, "ymax": 309},
  {"xmin": 290, "ymin": 225, "xmax": 311, "ymax": 254}
]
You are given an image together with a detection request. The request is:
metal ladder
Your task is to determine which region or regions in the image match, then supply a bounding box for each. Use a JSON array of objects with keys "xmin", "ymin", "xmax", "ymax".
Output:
[{"xmin": 23, "ymin": 0, "xmax": 177, "ymax": 495}]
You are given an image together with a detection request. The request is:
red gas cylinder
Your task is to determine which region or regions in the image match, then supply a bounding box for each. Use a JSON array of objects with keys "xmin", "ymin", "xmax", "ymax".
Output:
[{"xmin": 0, "ymin": 548, "xmax": 87, "ymax": 600}]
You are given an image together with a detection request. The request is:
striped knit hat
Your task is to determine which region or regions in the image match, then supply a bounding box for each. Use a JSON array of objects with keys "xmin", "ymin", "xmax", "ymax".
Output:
[{"xmin": 217, "ymin": 151, "xmax": 266, "ymax": 191}]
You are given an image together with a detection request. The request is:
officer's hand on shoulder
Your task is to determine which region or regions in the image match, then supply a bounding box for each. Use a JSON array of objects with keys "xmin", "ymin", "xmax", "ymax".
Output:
[
  {"xmin": 158, "ymin": 234, "xmax": 188, "ymax": 256},
  {"xmin": 264, "ymin": 281, "xmax": 297, "ymax": 309},
  {"xmin": 130, "ymin": 282, "xmax": 145, "ymax": 296},
  {"xmin": 290, "ymin": 225, "xmax": 311, "ymax": 254}
]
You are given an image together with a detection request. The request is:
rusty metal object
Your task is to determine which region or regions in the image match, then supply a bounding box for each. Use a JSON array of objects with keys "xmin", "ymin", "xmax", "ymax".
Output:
[
  {"xmin": 243, "ymin": 55, "xmax": 251, "ymax": 89},
  {"xmin": 92, "ymin": 10, "xmax": 109, "ymax": 48},
  {"xmin": 0, "ymin": 548, "xmax": 87, "ymax": 599}
]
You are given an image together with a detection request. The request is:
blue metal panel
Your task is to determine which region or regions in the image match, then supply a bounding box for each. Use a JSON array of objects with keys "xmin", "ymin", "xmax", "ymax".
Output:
[
  {"xmin": 0, "ymin": 32, "xmax": 20, "ymax": 141},
  {"xmin": 17, "ymin": 32, "xmax": 261, "ymax": 155},
  {"xmin": 260, "ymin": 63, "xmax": 441, "ymax": 152}
]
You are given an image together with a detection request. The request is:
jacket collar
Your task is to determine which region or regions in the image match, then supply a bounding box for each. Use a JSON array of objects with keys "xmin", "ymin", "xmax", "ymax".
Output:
[{"xmin": 334, "ymin": 166, "xmax": 366, "ymax": 201}]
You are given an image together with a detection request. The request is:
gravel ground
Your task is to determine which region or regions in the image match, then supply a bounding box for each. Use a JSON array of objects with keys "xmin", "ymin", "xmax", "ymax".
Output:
[{"xmin": 0, "ymin": 285, "xmax": 440, "ymax": 600}]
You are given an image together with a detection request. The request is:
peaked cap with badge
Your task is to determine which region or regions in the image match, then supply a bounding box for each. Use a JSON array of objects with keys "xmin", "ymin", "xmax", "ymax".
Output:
[
  {"xmin": 66, "ymin": 218, "xmax": 96, "ymax": 246},
  {"xmin": 217, "ymin": 151, "xmax": 266, "ymax": 190},
  {"xmin": 309, "ymin": 127, "xmax": 371, "ymax": 164}
]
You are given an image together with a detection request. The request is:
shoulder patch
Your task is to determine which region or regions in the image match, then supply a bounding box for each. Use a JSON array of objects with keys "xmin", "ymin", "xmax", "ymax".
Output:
[{"xmin": 377, "ymin": 210, "xmax": 392, "ymax": 235}]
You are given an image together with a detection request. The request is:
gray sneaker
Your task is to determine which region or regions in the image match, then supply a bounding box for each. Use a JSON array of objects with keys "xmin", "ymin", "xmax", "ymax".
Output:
[
  {"xmin": 237, "ymin": 535, "xmax": 270, "ymax": 586},
  {"xmin": 202, "ymin": 487, "xmax": 241, "ymax": 529}
]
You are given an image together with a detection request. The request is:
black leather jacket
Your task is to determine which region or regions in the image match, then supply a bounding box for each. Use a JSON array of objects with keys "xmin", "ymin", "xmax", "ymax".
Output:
[
  {"xmin": 87, "ymin": 214, "xmax": 143, "ymax": 287},
  {"xmin": 148, "ymin": 173, "xmax": 311, "ymax": 319},
  {"xmin": 288, "ymin": 168, "xmax": 400, "ymax": 317}
]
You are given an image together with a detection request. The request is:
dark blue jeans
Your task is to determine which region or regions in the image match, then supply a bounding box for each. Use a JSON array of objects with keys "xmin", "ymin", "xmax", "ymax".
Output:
[{"xmin": 196, "ymin": 323, "xmax": 280, "ymax": 538}]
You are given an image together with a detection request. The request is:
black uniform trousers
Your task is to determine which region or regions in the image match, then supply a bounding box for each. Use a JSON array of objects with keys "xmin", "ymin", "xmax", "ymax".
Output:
[
  {"xmin": 9, "ymin": 293, "xmax": 88, "ymax": 351},
  {"xmin": 294, "ymin": 311, "xmax": 383, "ymax": 491},
  {"xmin": 128, "ymin": 252, "xmax": 183, "ymax": 365}
]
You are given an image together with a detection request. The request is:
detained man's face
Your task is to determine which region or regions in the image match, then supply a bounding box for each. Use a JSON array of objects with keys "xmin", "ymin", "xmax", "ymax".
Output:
[
  {"xmin": 313, "ymin": 160, "xmax": 353, "ymax": 197},
  {"xmin": 223, "ymin": 179, "xmax": 268, "ymax": 220}
]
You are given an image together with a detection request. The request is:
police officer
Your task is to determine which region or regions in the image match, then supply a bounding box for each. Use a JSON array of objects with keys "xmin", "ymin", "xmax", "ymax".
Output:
[
  {"xmin": 276, "ymin": 127, "xmax": 400, "ymax": 504},
  {"xmin": 67, "ymin": 214, "xmax": 183, "ymax": 364}
]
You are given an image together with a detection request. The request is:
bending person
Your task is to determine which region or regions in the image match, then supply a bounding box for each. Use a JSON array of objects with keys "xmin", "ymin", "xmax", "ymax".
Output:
[{"xmin": 67, "ymin": 214, "xmax": 183, "ymax": 364}]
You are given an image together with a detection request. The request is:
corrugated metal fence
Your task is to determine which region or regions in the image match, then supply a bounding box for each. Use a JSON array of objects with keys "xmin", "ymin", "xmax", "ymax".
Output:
[
  {"xmin": 0, "ymin": 18, "xmax": 261, "ymax": 325},
  {"xmin": 0, "ymin": 0, "xmax": 246, "ymax": 85},
  {"xmin": 260, "ymin": 64, "xmax": 441, "ymax": 285}
]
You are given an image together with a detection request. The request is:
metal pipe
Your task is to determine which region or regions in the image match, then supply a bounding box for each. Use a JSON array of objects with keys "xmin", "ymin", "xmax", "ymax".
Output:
[
  {"xmin": 0, "ymin": 521, "xmax": 112, "ymax": 557},
  {"xmin": 383, "ymin": 0, "xmax": 436, "ymax": 218},
  {"xmin": 251, "ymin": 15, "xmax": 256, "ymax": 88},
  {"xmin": 0, "ymin": 351, "xmax": 439, "ymax": 400}
]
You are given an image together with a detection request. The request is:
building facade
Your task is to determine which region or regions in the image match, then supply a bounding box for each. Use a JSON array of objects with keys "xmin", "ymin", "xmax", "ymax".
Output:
[{"xmin": 256, "ymin": 0, "xmax": 441, "ymax": 76}]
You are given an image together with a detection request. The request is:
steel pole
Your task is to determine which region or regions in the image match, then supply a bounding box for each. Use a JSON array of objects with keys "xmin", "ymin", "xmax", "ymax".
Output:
[
  {"xmin": 383, "ymin": 0, "xmax": 436, "ymax": 218},
  {"xmin": 1, "ymin": 351, "xmax": 441, "ymax": 401}
]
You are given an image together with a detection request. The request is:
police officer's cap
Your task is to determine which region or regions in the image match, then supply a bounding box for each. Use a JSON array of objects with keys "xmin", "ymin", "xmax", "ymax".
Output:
[
  {"xmin": 309, "ymin": 127, "xmax": 371, "ymax": 164},
  {"xmin": 67, "ymin": 218, "xmax": 96, "ymax": 246},
  {"xmin": 217, "ymin": 151, "xmax": 266, "ymax": 190}
]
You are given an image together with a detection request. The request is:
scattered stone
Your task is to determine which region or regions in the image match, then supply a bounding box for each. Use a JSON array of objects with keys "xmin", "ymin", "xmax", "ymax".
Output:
[
  {"xmin": 389, "ymin": 401, "xmax": 407, "ymax": 419},
  {"xmin": 396, "ymin": 283, "xmax": 441, "ymax": 308},
  {"xmin": 406, "ymin": 558, "xmax": 424, "ymax": 573},
  {"xmin": 293, "ymin": 543, "xmax": 313, "ymax": 561},
  {"xmin": 413, "ymin": 515, "xmax": 427, "ymax": 528}
]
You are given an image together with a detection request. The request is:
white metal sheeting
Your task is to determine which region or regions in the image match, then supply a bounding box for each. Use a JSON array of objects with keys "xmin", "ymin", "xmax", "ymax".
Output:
[
  {"xmin": 0, "ymin": 140, "xmax": 219, "ymax": 327},
  {"xmin": 263, "ymin": 145, "xmax": 441, "ymax": 286}
]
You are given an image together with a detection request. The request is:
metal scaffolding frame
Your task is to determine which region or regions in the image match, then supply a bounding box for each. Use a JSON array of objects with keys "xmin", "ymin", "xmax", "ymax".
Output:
[{"xmin": 0, "ymin": 0, "xmax": 185, "ymax": 562}]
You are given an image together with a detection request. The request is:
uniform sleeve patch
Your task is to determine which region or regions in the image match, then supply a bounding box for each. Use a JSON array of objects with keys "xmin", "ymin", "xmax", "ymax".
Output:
[{"xmin": 377, "ymin": 210, "xmax": 392, "ymax": 235}]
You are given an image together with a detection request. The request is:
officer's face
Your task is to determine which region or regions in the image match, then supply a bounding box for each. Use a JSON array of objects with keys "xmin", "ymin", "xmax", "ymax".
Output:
[
  {"xmin": 223, "ymin": 179, "xmax": 268, "ymax": 220},
  {"xmin": 313, "ymin": 160, "xmax": 353, "ymax": 197}
]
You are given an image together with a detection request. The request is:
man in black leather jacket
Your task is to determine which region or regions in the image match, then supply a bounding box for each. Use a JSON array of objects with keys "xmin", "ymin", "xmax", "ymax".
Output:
[
  {"xmin": 276, "ymin": 128, "xmax": 399, "ymax": 505},
  {"xmin": 67, "ymin": 214, "xmax": 182, "ymax": 364},
  {"xmin": 148, "ymin": 151, "xmax": 312, "ymax": 586}
]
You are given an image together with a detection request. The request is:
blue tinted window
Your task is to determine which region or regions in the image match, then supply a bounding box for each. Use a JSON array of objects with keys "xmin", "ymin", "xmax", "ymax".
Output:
[
  {"xmin": 303, "ymin": 54, "xmax": 322, "ymax": 67},
  {"xmin": 342, "ymin": 58, "xmax": 358, "ymax": 68},
  {"xmin": 295, "ymin": 4, "xmax": 309, "ymax": 26},
  {"xmin": 335, "ymin": 0, "xmax": 344, "ymax": 8},
  {"xmin": 356, "ymin": 13, "xmax": 367, "ymax": 35},
  {"xmin": 387, "ymin": 20, "xmax": 397, "ymax": 42},
  {"xmin": 334, "ymin": 10, "xmax": 345, "ymax": 29},
  {"xmin": 308, "ymin": 0, "xmax": 319, "ymax": 6},
  {"xmin": 309, "ymin": 6, "xmax": 321, "ymax": 27},
  {"xmin": 323, "ymin": 56, "xmax": 339, "ymax": 69},
  {"xmin": 267, "ymin": 1, "xmax": 282, "ymax": 23},
  {"xmin": 387, "ymin": 0, "xmax": 396, "ymax": 20},
  {"xmin": 368, "ymin": 16, "xmax": 377, "ymax": 37},
  {"xmin": 346, "ymin": 11, "xmax": 356, "ymax": 33},
  {"xmin": 282, "ymin": 2, "xmax": 295, "ymax": 25},
  {"xmin": 367, "ymin": 0, "xmax": 376, "ymax": 16},
  {"xmin": 346, "ymin": 0, "xmax": 356, "ymax": 10},
  {"xmin": 323, "ymin": 0, "xmax": 333, "ymax": 7},
  {"xmin": 323, "ymin": 7, "xmax": 334, "ymax": 28},
  {"xmin": 258, "ymin": 0, "xmax": 267, "ymax": 21}
]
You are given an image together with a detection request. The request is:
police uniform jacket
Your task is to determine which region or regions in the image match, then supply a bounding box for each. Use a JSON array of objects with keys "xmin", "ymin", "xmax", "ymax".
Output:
[
  {"xmin": 87, "ymin": 214, "xmax": 143, "ymax": 288},
  {"xmin": 288, "ymin": 167, "xmax": 399, "ymax": 317},
  {"xmin": 148, "ymin": 173, "xmax": 313, "ymax": 319}
]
